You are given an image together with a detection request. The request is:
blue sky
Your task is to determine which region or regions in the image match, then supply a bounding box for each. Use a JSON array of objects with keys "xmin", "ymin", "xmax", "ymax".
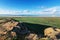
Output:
[{"xmin": 0, "ymin": 0, "xmax": 60, "ymax": 17}]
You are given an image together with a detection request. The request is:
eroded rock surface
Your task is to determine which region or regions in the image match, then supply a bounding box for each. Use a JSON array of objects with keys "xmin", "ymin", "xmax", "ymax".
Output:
[{"xmin": 0, "ymin": 18, "xmax": 30, "ymax": 40}]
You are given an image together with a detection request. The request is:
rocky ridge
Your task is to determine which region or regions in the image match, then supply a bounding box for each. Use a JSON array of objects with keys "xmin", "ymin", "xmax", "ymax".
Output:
[{"xmin": 0, "ymin": 18, "xmax": 60, "ymax": 40}]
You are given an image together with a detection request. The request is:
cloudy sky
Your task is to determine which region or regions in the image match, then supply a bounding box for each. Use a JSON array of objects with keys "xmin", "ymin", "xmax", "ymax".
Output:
[{"xmin": 0, "ymin": 0, "xmax": 60, "ymax": 17}]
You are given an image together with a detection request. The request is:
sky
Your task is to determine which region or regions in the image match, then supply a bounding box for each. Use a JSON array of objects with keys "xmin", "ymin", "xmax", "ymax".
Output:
[{"xmin": 0, "ymin": 0, "xmax": 60, "ymax": 17}]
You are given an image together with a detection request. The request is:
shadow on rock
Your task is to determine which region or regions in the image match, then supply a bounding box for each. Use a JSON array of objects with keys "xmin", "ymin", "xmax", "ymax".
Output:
[{"xmin": 11, "ymin": 22, "xmax": 52, "ymax": 40}]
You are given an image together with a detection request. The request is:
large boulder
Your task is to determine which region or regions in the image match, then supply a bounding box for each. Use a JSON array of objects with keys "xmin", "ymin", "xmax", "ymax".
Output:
[{"xmin": 44, "ymin": 27, "xmax": 60, "ymax": 40}]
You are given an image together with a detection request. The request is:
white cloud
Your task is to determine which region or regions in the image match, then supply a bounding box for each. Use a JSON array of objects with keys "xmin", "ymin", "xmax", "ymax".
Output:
[
  {"xmin": 0, "ymin": 6, "xmax": 60, "ymax": 17},
  {"xmin": 22, "ymin": 10, "xmax": 30, "ymax": 14},
  {"xmin": 0, "ymin": 9, "xmax": 30, "ymax": 15},
  {"xmin": 31, "ymin": 6, "xmax": 60, "ymax": 17},
  {"xmin": 29, "ymin": 7, "xmax": 57, "ymax": 15},
  {"xmin": 37, "ymin": 7, "xmax": 57, "ymax": 14},
  {"xmin": 52, "ymin": 15, "xmax": 56, "ymax": 17}
]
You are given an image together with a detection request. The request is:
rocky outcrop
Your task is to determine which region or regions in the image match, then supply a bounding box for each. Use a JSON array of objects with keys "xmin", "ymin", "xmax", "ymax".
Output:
[
  {"xmin": 44, "ymin": 27, "xmax": 60, "ymax": 40},
  {"xmin": 0, "ymin": 19, "xmax": 30, "ymax": 40},
  {"xmin": 0, "ymin": 18, "xmax": 60, "ymax": 40}
]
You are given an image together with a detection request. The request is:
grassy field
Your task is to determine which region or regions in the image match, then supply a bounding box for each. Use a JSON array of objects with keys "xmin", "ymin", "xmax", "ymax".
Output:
[{"xmin": 14, "ymin": 17, "xmax": 60, "ymax": 28}]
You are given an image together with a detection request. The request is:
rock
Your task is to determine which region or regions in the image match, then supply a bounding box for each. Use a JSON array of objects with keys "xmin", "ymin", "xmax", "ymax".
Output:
[
  {"xmin": 44, "ymin": 27, "xmax": 55, "ymax": 36},
  {"xmin": 0, "ymin": 19, "xmax": 19, "ymax": 40},
  {"xmin": 2, "ymin": 21, "xmax": 18, "ymax": 31},
  {"xmin": 44, "ymin": 27, "xmax": 60, "ymax": 40},
  {"xmin": 39, "ymin": 37, "xmax": 49, "ymax": 40},
  {"xmin": 1, "ymin": 18, "xmax": 60, "ymax": 40},
  {"xmin": 25, "ymin": 33, "xmax": 38, "ymax": 40},
  {"xmin": 11, "ymin": 31, "xmax": 16, "ymax": 37}
]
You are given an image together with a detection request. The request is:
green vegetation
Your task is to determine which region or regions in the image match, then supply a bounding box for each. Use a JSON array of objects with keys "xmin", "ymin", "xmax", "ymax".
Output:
[{"xmin": 14, "ymin": 17, "xmax": 60, "ymax": 28}]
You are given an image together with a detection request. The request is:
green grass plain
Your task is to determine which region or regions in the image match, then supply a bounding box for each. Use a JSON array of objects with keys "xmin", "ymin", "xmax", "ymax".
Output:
[{"xmin": 14, "ymin": 17, "xmax": 60, "ymax": 28}]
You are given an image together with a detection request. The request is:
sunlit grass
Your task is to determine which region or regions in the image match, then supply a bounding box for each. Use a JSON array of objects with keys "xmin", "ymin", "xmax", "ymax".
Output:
[{"xmin": 14, "ymin": 17, "xmax": 60, "ymax": 28}]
